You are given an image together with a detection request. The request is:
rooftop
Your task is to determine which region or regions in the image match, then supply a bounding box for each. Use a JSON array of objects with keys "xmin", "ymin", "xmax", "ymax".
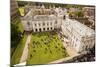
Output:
[
  {"xmin": 65, "ymin": 18, "xmax": 95, "ymax": 37},
  {"xmin": 33, "ymin": 15, "xmax": 56, "ymax": 21}
]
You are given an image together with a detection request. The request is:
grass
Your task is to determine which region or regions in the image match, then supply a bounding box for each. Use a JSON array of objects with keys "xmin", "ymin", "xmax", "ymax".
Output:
[
  {"xmin": 11, "ymin": 18, "xmax": 24, "ymax": 56},
  {"xmin": 12, "ymin": 18, "xmax": 24, "ymax": 33},
  {"xmin": 17, "ymin": 21, "xmax": 24, "ymax": 33},
  {"xmin": 11, "ymin": 34, "xmax": 27, "ymax": 65},
  {"xmin": 26, "ymin": 31, "xmax": 69, "ymax": 65},
  {"xmin": 18, "ymin": 7, "xmax": 25, "ymax": 16}
]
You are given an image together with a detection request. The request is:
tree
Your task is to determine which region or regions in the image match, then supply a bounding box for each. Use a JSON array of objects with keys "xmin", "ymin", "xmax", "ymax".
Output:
[
  {"xmin": 18, "ymin": 1, "xmax": 28, "ymax": 7},
  {"xmin": 11, "ymin": 22, "xmax": 22, "ymax": 47},
  {"xmin": 75, "ymin": 11, "xmax": 84, "ymax": 17}
]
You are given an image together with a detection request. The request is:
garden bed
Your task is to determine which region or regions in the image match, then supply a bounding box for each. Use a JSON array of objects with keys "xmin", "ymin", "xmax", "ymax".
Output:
[{"xmin": 26, "ymin": 31, "xmax": 69, "ymax": 65}]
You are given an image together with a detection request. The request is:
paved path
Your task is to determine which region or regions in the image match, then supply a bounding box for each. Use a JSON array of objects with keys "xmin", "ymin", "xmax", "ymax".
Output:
[
  {"xmin": 20, "ymin": 34, "xmax": 31, "ymax": 63},
  {"xmin": 63, "ymin": 42, "xmax": 78, "ymax": 56},
  {"xmin": 49, "ymin": 54, "xmax": 79, "ymax": 64},
  {"xmin": 14, "ymin": 62, "xmax": 26, "ymax": 67},
  {"xmin": 58, "ymin": 33, "xmax": 78, "ymax": 56}
]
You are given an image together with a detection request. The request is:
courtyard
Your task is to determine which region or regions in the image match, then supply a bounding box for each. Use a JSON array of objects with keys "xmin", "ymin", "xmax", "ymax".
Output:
[
  {"xmin": 26, "ymin": 31, "xmax": 69, "ymax": 65},
  {"xmin": 11, "ymin": 1, "xmax": 95, "ymax": 66}
]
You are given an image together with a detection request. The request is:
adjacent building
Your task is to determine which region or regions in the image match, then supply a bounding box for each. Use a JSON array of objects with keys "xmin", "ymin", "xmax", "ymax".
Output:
[
  {"xmin": 61, "ymin": 18, "xmax": 95, "ymax": 53},
  {"xmin": 11, "ymin": 0, "xmax": 19, "ymax": 21},
  {"xmin": 83, "ymin": 7, "xmax": 95, "ymax": 20}
]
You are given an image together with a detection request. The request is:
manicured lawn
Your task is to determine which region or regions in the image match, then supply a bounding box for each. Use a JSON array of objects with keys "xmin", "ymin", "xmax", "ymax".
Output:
[
  {"xmin": 26, "ymin": 31, "xmax": 69, "ymax": 65},
  {"xmin": 17, "ymin": 21, "xmax": 24, "ymax": 33},
  {"xmin": 18, "ymin": 7, "xmax": 25, "ymax": 16},
  {"xmin": 11, "ymin": 34, "xmax": 27, "ymax": 65}
]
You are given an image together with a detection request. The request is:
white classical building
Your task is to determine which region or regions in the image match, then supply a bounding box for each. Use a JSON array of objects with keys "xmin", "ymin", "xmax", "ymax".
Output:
[
  {"xmin": 21, "ymin": 5, "xmax": 66, "ymax": 32},
  {"xmin": 61, "ymin": 18, "xmax": 95, "ymax": 53},
  {"xmin": 32, "ymin": 15, "xmax": 56, "ymax": 32},
  {"xmin": 21, "ymin": 5, "xmax": 95, "ymax": 53}
]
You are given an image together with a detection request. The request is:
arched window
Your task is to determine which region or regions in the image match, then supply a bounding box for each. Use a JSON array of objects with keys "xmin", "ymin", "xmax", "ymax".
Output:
[
  {"xmin": 39, "ymin": 28, "xmax": 41, "ymax": 32},
  {"xmin": 35, "ymin": 29, "xmax": 37, "ymax": 32},
  {"xmin": 51, "ymin": 27, "xmax": 52, "ymax": 30},
  {"xmin": 43, "ymin": 28, "xmax": 45, "ymax": 31},
  {"xmin": 47, "ymin": 27, "xmax": 49, "ymax": 30}
]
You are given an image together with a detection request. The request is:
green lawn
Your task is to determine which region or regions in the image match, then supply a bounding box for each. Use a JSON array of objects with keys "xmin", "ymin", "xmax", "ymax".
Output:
[
  {"xmin": 18, "ymin": 7, "xmax": 25, "ymax": 16},
  {"xmin": 26, "ymin": 31, "xmax": 69, "ymax": 65},
  {"xmin": 11, "ymin": 34, "xmax": 27, "ymax": 65},
  {"xmin": 17, "ymin": 21, "xmax": 24, "ymax": 33},
  {"xmin": 11, "ymin": 18, "xmax": 24, "ymax": 56}
]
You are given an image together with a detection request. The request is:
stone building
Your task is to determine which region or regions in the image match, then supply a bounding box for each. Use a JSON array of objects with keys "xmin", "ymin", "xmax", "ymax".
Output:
[
  {"xmin": 61, "ymin": 18, "xmax": 95, "ymax": 53},
  {"xmin": 82, "ymin": 7, "xmax": 95, "ymax": 19},
  {"xmin": 21, "ymin": 4, "xmax": 95, "ymax": 53},
  {"xmin": 22, "ymin": 5, "xmax": 66, "ymax": 32},
  {"xmin": 11, "ymin": 0, "xmax": 19, "ymax": 20},
  {"xmin": 82, "ymin": 7, "xmax": 95, "ymax": 30},
  {"xmin": 32, "ymin": 15, "xmax": 57, "ymax": 32}
]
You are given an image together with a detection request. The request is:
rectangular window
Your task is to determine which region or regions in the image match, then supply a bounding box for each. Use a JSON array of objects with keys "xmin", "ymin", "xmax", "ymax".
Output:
[
  {"xmin": 55, "ymin": 21, "xmax": 57, "ymax": 24},
  {"xmin": 38, "ymin": 23, "xmax": 41, "ymax": 26},
  {"xmin": 35, "ymin": 23, "xmax": 37, "ymax": 27},
  {"xmin": 50, "ymin": 22, "xmax": 52, "ymax": 25},
  {"xmin": 43, "ymin": 22, "xmax": 45, "ymax": 26},
  {"xmin": 43, "ymin": 28, "xmax": 45, "ymax": 31}
]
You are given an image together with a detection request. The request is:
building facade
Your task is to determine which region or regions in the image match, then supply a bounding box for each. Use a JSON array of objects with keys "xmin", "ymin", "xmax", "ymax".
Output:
[
  {"xmin": 21, "ymin": 5, "xmax": 66, "ymax": 32},
  {"xmin": 83, "ymin": 7, "xmax": 95, "ymax": 19},
  {"xmin": 21, "ymin": 5, "xmax": 95, "ymax": 53},
  {"xmin": 61, "ymin": 18, "xmax": 95, "ymax": 53}
]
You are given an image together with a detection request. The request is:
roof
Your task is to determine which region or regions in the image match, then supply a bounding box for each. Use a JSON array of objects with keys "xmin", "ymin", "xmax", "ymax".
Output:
[
  {"xmin": 65, "ymin": 18, "xmax": 95, "ymax": 37},
  {"xmin": 33, "ymin": 15, "xmax": 56, "ymax": 21}
]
